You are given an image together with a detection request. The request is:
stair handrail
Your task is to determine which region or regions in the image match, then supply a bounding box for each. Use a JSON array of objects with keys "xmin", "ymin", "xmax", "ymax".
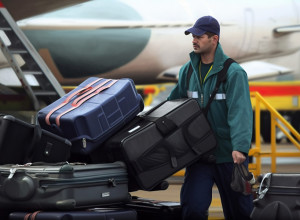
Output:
[{"xmin": 249, "ymin": 91, "xmax": 300, "ymax": 175}]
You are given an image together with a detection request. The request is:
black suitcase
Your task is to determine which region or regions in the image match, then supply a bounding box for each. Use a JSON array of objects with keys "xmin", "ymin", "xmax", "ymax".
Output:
[
  {"xmin": 9, "ymin": 208, "xmax": 137, "ymax": 220},
  {"xmin": 124, "ymin": 196, "xmax": 181, "ymax": 220},
  {"xmin": 251, "ymin": 173, "xmax": 300, "ymax": 220},
  {"xmin": 0, "ymin": 115, "xmax": 71, "ymax": 164},
  {"xmin": 0, "ymin": 162, "xmax": 129, "ymax": 211},
  {"xmin": 95, "ymin": 98, "xmax": 217, "ymax": 190}
]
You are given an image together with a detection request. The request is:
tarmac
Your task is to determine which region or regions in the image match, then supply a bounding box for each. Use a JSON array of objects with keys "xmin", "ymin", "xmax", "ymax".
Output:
[{"xmin": 131, "ymin": 142, "xmax": 300, "ymax": 220}]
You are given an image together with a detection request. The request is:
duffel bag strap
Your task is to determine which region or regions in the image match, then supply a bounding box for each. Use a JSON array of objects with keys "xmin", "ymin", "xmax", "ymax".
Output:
[
  {"xmin": 139, "ymin": 100, "xmax": 178, "ymax": 135},
  {"xmin": 186, "ymin": 58, "xmax": 235, "ymax": 116},
  {"xmin": 155, "ymin": 117, "xmax": 177, "ymax": 136},
  {"xmin": 142, "ymin": 115, "xmax": 177, "ymax": 136},
  {"xmin": 165, "ymin": 141, "xmax": 178, "ymax": 168},
  {"xmin": 203, "ymin": 58, "xmax": 235, "ymax": 116},
  {"xmin": 45, "ymin": 78, "xmax": 103, "ymax": 125}
]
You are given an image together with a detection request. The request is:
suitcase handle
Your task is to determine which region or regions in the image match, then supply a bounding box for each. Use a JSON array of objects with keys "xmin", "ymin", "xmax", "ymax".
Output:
[
  {"xmin": 55, "ymin": 80, "xmax": 118, "ymax": 126},
  {"xmin": 258, "ymin": 173, "xmax": 272, "ymax": 199},
  {"xmin": 142, "ymin": 115, "xmax": 178, "ymax": 136},
  {"xmin": 45, "ymin": 78, "xmax": 103, "ymax": 125}
]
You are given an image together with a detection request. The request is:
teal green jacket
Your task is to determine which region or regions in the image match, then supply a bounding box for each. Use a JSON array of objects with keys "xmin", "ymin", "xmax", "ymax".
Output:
[{"xmin": 168, "ymin": 43, "xmax": 253, "ymax": 163}]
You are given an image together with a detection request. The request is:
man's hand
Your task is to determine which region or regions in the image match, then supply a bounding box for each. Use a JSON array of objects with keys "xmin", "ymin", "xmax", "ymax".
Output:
[{"xmin": 232, "ymin": 150, "xmax": 246, "ymax": 164}]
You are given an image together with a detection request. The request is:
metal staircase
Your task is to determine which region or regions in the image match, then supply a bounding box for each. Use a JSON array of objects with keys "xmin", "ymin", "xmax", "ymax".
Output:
[{"xmin": 0, "ymin": 8, "xmax": 65, "ymax": 111}]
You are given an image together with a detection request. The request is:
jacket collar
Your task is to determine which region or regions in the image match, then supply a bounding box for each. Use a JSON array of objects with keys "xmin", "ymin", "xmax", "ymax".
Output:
[{"xmin": 189, "ymin": 43, "xmax": 229, "ymax": 77}]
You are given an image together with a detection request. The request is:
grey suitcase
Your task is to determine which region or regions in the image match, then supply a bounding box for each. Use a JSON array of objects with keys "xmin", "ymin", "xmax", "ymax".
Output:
[{"xmin": 0, "ymin": 162, "xmax": 129, "ymax": 211}]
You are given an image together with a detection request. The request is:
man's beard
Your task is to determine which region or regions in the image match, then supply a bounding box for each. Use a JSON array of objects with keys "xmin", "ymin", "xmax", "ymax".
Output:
[{"xmin": 193, "ymin": 43, "xmax": 212, "ymax": 54}]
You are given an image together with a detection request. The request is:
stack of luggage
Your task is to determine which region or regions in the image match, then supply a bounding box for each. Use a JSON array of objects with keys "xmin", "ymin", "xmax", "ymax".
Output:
[{"xmin": 0, "ymin": 77, "xmax": 218, "ymax": 219}]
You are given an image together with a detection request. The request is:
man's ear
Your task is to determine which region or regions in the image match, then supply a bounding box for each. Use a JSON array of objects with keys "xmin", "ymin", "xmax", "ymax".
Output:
[{"xmin": 213, "ymin": 35, "xmax": 219, "ymax": 43}]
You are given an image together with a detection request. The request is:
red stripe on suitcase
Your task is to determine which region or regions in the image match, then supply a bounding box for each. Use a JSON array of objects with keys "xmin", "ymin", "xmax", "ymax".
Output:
[
  {"xmin": 72, "ymin": 79, "xmax": 112, "ymax": 106},
  {"xmin": 30, "ymin": 211, "xmax": 41, "ymax": 220},
  {"xmin": 55, "ymin": 80, "xmax": 118, "ymax": 126},
  {"xmin": 45, "ymin": 78, "xmax": 103, "ymax": 125},
  {"xmin": 24, "ymin": 213, "xmax": 31, "ymax": 220}
]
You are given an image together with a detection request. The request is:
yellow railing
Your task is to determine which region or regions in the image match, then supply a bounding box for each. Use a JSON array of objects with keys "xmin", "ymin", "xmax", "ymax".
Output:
[
  {"xmin": 249, "ymin": 92, "xmax": 300, "ymax": 177},
  {"xmin": 174, "ymin": 92, "xmax": 300, "ymax": 177}
]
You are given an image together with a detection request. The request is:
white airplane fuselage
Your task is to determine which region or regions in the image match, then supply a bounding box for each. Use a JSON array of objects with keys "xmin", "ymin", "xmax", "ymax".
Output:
[{"xmin": 6, "ymin": 0, "xmax": 300, "ymax": 85}]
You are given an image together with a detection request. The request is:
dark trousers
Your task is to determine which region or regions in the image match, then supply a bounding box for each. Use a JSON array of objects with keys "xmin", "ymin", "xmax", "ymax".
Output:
[{"xmin": 180, "ymin": 160, "xmax": 253, "ymax": 220}]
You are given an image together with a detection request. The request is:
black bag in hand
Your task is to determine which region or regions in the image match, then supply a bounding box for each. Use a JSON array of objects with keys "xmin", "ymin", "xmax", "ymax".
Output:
[{"xmin": 230, "ymin": 163, "xmax": 255, "ymax": 195}]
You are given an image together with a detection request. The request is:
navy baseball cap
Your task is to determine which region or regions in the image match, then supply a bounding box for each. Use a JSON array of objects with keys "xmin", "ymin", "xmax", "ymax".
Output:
[{"xmin": 185, "ymin": 16, "xmax": 220, "ymax": 37}]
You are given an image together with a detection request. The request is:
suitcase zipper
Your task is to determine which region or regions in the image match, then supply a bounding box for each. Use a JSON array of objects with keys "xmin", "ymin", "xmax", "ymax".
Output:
[
  {"xmin": 267, "ymin": 186, "xmax": 300, "ymax": 195},
  {"xmin": 39, "ymin": 174, "xmax": 128, "ymax": 189}
]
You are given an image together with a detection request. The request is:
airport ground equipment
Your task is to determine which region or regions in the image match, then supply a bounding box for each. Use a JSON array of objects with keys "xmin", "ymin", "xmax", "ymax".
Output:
[
  {"xmin": 250, "ymin": 81, "xmax": 300, "ymax": 143},
  {"xmin": 0, "ymin": 8, "xmax": 65, "ymax": 111}
]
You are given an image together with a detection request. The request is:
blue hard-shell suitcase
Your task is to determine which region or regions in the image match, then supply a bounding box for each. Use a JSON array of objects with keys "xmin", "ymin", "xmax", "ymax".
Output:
[
  {"xmin": 9, "ymin": 208, "xmax": 137, "ymax": 220},
  {"xmin": 37, "ymin": 77, "xmax": 144, "ymax": 154}
]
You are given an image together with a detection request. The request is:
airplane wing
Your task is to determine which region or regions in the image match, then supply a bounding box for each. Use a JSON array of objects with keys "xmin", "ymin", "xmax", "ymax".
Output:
[
  {"xmin": 17, "ymin": 18, "xmax": 193, "ymax": 30},
  {"xmin": 156, "ymin": 66, "xmax": 181, "ymax": 82},
  {"xmin": 156, "ymin": 61, "xmax": 292, "ymax": 82},
  {"xmin": 240, "ymin": 61, "xmax": 292, "ymax": 80},
  {"xmin": 1, "ymin": 0, "xmax": 89, "ymax": 21},
  {"xmin": 274, "ymin": 25, "xmax": 300, "ymax": 33}
]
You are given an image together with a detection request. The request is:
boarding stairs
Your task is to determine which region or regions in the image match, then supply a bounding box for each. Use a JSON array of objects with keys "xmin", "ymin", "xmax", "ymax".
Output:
[{"xmin": 0, "ymin": 8, "xmax": 64, "ymax": 111}]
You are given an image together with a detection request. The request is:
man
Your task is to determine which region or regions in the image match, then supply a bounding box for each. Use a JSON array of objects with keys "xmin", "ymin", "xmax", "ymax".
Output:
[{"xmin": 168, "ymin": 16, "xmax": 253, "ymax": 219}]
